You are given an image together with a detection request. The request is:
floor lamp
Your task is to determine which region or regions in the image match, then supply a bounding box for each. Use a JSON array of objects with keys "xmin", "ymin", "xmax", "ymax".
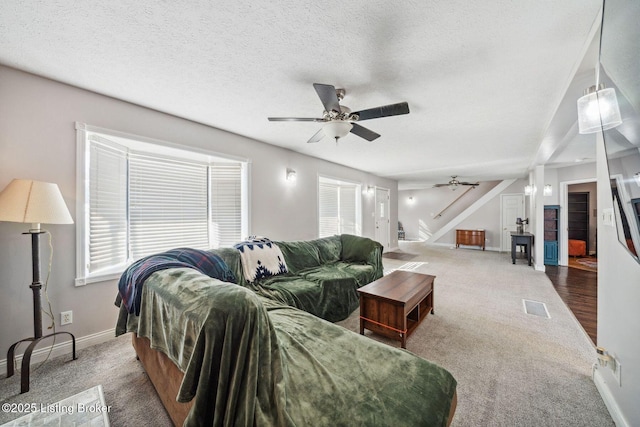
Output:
[{"xmin": 0, "ymin": 179, "xmax": 77, "ymax": 393}]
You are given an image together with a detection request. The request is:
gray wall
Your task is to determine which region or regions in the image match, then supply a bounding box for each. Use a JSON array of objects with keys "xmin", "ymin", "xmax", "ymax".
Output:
[
  {"xmin": 595, "ymin": 132, "xmax": 640, "ymax": 426},
  {"xmin": 0, "ymin": 65, "xmax": 397, "ymax": 359},
  {"xmin": 399, "ymin": 179, "xmax": 528, "ymax": 250}
]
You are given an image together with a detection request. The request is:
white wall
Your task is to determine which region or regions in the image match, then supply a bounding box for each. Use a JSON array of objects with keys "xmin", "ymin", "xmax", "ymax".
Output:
[
  {"xmin": 0, "ymin": 66, "xmax": 397, "ymax": 360},
  {"xmin": 595, "ymin": 132, "xmax": 640, "ymax": 426}
]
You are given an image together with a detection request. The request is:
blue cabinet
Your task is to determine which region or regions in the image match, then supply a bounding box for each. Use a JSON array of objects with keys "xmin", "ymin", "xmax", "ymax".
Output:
[
  {"xmin": 544, "ymin": 205, "xmax": 560, "ymax": 265},
  {"xmin": 544, "ymin": 241, "xmax": 558, "ymax": 266}
]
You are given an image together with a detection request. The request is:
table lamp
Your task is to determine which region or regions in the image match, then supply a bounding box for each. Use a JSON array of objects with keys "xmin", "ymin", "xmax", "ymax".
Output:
[{"xmin": 0, "ymin": 179, "xmax": 77, "ymax": 393}]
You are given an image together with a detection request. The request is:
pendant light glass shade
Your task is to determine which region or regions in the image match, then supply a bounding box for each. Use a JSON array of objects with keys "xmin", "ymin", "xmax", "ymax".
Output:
[
  {"xmin": 324, "ymin": 121, "xmax": 353, "ymax": 139},
  {"xmin": 577, "ymin": 84, "xmax": 622, "ymax": 134}
]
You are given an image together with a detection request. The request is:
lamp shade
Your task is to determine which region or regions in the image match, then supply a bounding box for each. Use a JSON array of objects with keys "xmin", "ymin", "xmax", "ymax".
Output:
[
  {"xmin": 0, "ymin": 179, "xmax": 73, "ymax": 225},
  {"xmin": 577, "ymin": 85, "xmax": 622, "ymax": 134}
]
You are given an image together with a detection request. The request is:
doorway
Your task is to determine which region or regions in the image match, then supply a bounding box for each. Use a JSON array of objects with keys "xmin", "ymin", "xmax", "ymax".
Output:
[
  {"xmin": 560, "ymin": 180, "xmax": 597, "ymax": 268},
  {"xmin": 374, "ymin": 187, "xmax": 391, "ymax": 251}
]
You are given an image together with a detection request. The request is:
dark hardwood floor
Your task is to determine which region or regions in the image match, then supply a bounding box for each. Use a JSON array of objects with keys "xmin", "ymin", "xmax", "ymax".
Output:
[{"xmin": 545, "ymin": 265, "xmax": 597, "ymax": 345}]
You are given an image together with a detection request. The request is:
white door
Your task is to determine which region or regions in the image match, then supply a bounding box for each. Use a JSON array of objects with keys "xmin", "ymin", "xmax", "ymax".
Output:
[
  {"xmin": 501, "ymin": 194, "xmax": 525, "ymax": 252},
  {"xmin": 375, "ymin": 187, "xmax": 390, "ymax": 250}
]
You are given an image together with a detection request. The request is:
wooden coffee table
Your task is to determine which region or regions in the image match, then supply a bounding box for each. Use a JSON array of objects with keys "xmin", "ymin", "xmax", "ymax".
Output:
[{"xmin": 357, "ymin": 270, "xmax": 435, "ymax": 348}]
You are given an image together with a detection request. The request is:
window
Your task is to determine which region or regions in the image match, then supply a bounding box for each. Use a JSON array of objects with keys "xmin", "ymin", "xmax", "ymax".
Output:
[
  {"xmin": 318, "ymin": 176, "xmax": 361, "ymax": 237},
  {"xmin": 76, "ymin": 123, "xmax": 248, "ymax": 284}
]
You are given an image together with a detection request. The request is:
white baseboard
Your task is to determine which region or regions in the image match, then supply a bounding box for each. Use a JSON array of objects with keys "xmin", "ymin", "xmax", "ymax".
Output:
[
  {"xmin": 593, "ymin": 364, "xmax": 630, "ymax": 427},
  {"xmin": 0, "ymin": 328, "xmax": 116, "ymax": 373}
]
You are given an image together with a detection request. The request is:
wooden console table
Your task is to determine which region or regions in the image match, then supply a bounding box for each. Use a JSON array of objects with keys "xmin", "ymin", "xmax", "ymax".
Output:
[
  {"xmin": 358, "ymin": 270, "xmax": 434, "ymax": 348},
  {"xmin": 456, "ymin": 229, "xmax": 485, "ymax": 250}
]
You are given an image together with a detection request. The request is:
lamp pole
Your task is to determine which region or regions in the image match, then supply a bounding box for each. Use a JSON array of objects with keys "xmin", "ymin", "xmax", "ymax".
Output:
[
  {"xmin": 6, "ymin": 229, "xmax": 77, "ymax": 393},
  {"xmin": 29, "ymin": 230, "xmax": 44, "ymax": 339}
]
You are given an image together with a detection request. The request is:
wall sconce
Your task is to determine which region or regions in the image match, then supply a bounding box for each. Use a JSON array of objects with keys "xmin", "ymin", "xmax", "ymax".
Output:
[
  {"xmin": 524, "ymin": 185, "xmax": 532, "ymax": 196},
  {"xmin": 543, "ymin": 184, "xmax": 552, "ymax": 196},
  {"xmin": 577, "ymin": 84, "xmax": 622, "ymax": 134},
  {"xmin": 408, "ymin": 196, "xmax": 415, "ymax": 204},
  {"xmin": 366, "ymin": 185, "xmax": 374, "ymax": 196},
  {"xmin": 634, "ymin": 172, "xmax": 640, "ymax": 187},
  {"xmin": 286, "ymin": 168, "xmax": 297, "ymax": 183}
]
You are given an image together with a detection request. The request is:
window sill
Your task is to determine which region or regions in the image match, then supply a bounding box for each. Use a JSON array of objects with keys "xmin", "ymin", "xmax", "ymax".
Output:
[{"xmin": 75, "ymin": 272, "xmax": 122, "ymax": 287}]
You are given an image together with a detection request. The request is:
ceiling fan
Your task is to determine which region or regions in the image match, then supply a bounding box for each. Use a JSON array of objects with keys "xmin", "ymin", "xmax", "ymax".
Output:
[
  {"xmin": 268, "ymin": 83, "xmax": 409, "ymax": 143},
  {"xmin": 433, "ymin": 176, "xmax": 479, "ymax": 190}
]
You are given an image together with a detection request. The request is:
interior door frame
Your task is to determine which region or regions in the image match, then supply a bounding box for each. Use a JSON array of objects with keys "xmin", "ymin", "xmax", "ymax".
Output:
[
  {"xmin": 559, "ymin": 178, "xmax": 597, "ymax": 266},
  {"xmin": 374, "ymin": 186, "xmax": 391, "ymax": 251}
]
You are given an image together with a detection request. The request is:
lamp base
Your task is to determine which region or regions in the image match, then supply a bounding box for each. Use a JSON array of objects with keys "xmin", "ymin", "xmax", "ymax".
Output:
[{"xmin": 6, "ymin": 332, "xmax": 77, "ymax": 393}]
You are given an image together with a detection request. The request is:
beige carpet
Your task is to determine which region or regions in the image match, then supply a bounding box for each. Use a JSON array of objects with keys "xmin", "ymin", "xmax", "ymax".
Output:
[
  {"xmin": 338, "ymin": 241, "xmax": 613, "ymax": 426},
  {"xmin": 0, "ymin": 242, "xmax": 613, "ymax": 426},
  {"xmin": 0, "ymin": 385, "xmax": 109, "ymax": 426}
]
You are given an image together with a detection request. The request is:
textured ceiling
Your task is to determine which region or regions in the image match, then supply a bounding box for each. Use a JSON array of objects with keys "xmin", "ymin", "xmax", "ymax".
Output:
[{"xmin": 0, "ymin": 0, "xmax": 602, "ymax": 189}]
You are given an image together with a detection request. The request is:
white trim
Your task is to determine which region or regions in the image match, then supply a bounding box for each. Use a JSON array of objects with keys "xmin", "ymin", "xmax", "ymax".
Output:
[
  {"xmin": 75, "ymin": 122, "xmax": 249, "ymax": 284},
  {"xmin": 559, "ymin": 178, "xmax": 597, "ymax": 266},
  {"xmin": 593, "ymin": 364, "xmax": 630, "ymax": 427},
  {"xmin": 75, "ymin": 122, "xmax": 249, "ymax": 163},
  {"xmin": 0, "ymin": 328, "xmax": 116, "ymax": 373}
]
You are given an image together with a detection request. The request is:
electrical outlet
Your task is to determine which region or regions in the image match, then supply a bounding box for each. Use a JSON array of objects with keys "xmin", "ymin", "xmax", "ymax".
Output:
[{"xmin": 61, "ymin": 311, "xmax": 73, "ymax": 325}]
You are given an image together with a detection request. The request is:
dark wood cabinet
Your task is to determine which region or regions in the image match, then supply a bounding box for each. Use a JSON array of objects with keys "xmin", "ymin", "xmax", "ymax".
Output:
[{"xmin": 456, "ymin": 229, "xmax": 485, "ymax": 250}]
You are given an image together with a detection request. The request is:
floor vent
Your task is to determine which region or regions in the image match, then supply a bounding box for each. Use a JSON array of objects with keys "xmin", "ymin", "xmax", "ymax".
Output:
[{"xmin": 522, "ymin": 299, "xmax": 550, "ymax": 318}]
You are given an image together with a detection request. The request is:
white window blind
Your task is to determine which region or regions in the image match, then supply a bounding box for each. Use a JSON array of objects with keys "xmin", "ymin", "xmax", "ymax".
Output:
[
  {"xmin": 318, "ymin": 177, "xmax": 361, "ymax": 237},
  {"xmin": 88, "ymin": 138, "xmax": 128, "ymax": 274},
  {"xmin": 340, "ymin": 185, "xmax": 357, "ymax": 235},
  {"xmin": 319, "ymin": 181, "xmax": 340, "ymax": 237},
  {"xmin": 129, "ymin": 154, "xmax": 210, "ymax": 259},
  {"xmin": 210, "ymin": 163, "xmax": 242, "ymax": 248},
  {"xmin": 78, "ymin": 125, "xmax": 248, "ymax": 283}
]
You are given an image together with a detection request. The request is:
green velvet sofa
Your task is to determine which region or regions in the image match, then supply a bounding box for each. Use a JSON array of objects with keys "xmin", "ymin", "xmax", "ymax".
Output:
[{"xmin": 212, "ymin": 234, "xmax": 383, "ymax": 322}]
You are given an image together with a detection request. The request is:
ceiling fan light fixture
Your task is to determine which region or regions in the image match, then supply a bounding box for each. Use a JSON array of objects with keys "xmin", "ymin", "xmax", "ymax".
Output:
[
  {"xmin": 577, "ymin": 84, "xmax": 622, "ymax": 134},
  {"xmin": 324, "ymin": 121, "xmax": 353, "ymax": 140}
]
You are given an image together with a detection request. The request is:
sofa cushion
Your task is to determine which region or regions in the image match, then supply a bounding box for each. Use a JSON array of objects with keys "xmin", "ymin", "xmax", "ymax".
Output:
[
  {"xmin": 312, "ymin": 235, "xmax": 342, "ymax": 264},
  {"xmin": 341, "ymin": 234, "xmax": 381, "ymax": 263},
  {"xmin": 210, "ymin": 247, "xmax": 245, "ymax": 285},
  {"xmin": 301, "ymin": 263, "xmax": 376, "ymax": 287},
  {"xmin": 275, "ymin": 240, "xmax": 322, "ymax": 274},
  {"xmin": 256, "ymin": 274, "xmax": 359, "ymax": 322}
]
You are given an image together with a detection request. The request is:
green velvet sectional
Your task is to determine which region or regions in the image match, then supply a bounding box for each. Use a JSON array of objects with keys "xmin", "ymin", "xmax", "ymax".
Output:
[{"xmin": 212, "ymin": 234, "xmax": 383, "ymax": 322}]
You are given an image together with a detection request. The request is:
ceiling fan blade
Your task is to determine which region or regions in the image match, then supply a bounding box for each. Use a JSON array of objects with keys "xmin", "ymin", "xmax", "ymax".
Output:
[
  {"xmin": 433, "ymin": 184, "xmax": 449, "ymax": 187},
  {"xmin": 307, "ymin": 128, "xmax": 326, "ymax": 143},
  {"xmin": 352, "ymin": 102, "xmax": 410, "ymax": 121},
  {"xmin": 349, "ymin": 123, "xmax": 381, "ymax": 141},
  {"xmin": 459, "ymin": 182, "xmax": 479, "ymax": 186},
  {"xmin": 268, "ymin": 117, "xmax": 326, "ymax": 122},
  {"xmin": 313, "ymin": 83, "xmax": 342, "ymax": 113}
]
